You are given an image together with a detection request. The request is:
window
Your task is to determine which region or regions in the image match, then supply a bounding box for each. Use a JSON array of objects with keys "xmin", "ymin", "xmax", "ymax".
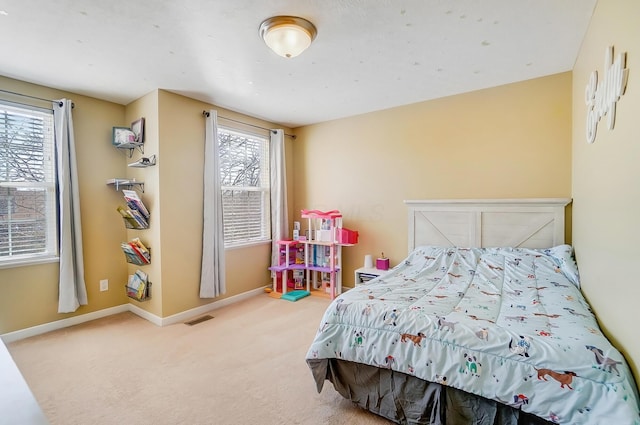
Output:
[
  {"xmin": 0, "ymin": 102, "xmax": 57, "ymax": 265},
  {"xmin": 218, "ymin": 127, "xmax": 270, "ymax": 247}
]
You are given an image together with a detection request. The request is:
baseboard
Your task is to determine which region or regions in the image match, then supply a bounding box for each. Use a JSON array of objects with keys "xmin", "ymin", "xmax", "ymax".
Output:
[
  {"xmin": 127, "ymin": 303, "xmax": 164, "ymax": 326},
  {"xmin": 157, "ymin": 286, "xmax": 265, "ymax": 326},
  {"xmin": 1, "ymin": 287, "xmax": 266, "ymax": 343},
  {"xmin": 1, "ymin": 304, "xmax": 130, "ymax": 344}
]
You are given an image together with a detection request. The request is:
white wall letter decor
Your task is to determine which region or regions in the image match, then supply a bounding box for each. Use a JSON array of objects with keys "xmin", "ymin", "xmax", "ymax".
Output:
[{"xmin": 585, "ymin": 46, "xmax": 629, "ymax": 144}]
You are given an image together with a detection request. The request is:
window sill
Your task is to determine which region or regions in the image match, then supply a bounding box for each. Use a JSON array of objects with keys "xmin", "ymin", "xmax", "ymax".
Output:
[
  {"xmin": 0, "ymin": 255, "xmax": 59, "ymax": 270},
  {"xmin": 225, "ymin": 240, "xmax": 271, "ymax": 251}
]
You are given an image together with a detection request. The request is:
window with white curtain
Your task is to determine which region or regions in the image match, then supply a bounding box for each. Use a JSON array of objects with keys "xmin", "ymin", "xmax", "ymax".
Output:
[
  {"xmin": 218, "ymin": 126, "xmax": 270, "ymax": 247},
  {"xmin": 0, "ymin": 101, "xmax": 57, "ymax": 265}
]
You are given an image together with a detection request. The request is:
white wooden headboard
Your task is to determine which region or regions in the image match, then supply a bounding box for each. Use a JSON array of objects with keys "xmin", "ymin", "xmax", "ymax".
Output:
[{"xmin": 404, "ymin": 198, "xmax": 572, "ymax": 252}]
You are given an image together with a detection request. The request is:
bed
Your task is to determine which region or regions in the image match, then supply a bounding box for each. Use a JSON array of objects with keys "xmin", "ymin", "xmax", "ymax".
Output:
[{"xmin": 306, "ymin": 199, "xmax": 640, "ymax": 425}]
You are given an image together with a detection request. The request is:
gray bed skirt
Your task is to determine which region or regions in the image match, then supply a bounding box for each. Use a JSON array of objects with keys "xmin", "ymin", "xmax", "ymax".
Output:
[{"xmin": 308, "ymin": 358, "xmax": 554, "ymax": 425}]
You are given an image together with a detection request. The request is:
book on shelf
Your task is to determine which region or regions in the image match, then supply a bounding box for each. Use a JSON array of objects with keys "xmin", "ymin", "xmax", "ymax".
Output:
[
  {"xmin": 129, "ymin": 238, "xmax": 150, "ymax": 261},
  {"xmin": 121, "ymin": 242, "xmax": 143, "ymax": 265},
  {"xmin": 117, "ymin": 206, "xmax": 143, "ymax": 229},
  {"xmin": 116, "ymin": 189, "xmax": 150, "ymax": 229},
  {"xmin": 358, "ymin": 273, "xmax": 379, "ymax": 283},
  {"xmin": 129, "ymin": 208, "xmax": 148, "ymax": 228},
  {"xmin": 122, "ymin": 189, "xmax": 150, "ymax": 218},
  {"xmin": 121, "ymin": 238, "xmax": 150, "ymax": 265},
  {"xmin": 116, "ymin": 206, "xmax": 148, "ymax": 229},
  {"xmin": 126, "ymin": 269, "xmax": 149, "ymax": 300}
]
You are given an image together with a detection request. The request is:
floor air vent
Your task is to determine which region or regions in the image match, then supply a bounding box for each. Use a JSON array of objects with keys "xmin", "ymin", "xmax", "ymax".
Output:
[{"xmin": 184, "ymin": 315, "xmax": 214, "ymax": 326}]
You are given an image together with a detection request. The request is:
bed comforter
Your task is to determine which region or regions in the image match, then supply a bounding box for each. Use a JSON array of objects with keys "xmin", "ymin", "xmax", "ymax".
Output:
[{"xmin": 306, "ymin": 245, "xmax": 640, "ymax": 424}]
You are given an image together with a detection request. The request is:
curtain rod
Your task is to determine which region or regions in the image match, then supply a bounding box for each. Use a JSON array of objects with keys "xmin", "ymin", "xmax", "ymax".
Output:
[
  {"xmin": 0, "ymin": 88, "xmax": 70, "ymax": 108},
  {"xmin": 202, "ymin": 110, "xmax": 296, "ymax": 139}
]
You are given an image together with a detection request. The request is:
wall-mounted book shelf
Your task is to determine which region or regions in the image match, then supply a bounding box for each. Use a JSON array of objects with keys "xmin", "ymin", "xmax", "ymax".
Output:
[
  {"xmin": 116, "ymin": 142, "xmax": 144, "ymax": 158},
  {"xmin": 121, "ymin": 238, "xmax": 150, "ymax": 265},
  {"xmin": 128, "ymin": 154, "xmax": 156, "ymax": 168},
  {"xmin": 125, "ymin": 269, "xmax": 151, "ymax": 302},
  {"xmin": 113, "ymin": 119, "xmax": 145, "ymax": 158},
  {"xmin": 106, "ymin": 178, "xmax": 145, "ymax": 192},
  {"xmin": 111, "ymin": 118, "xmax": 153, "ymax": 303},
  {"xmin": 125, "ymin": 282, "xmax": 151, "ymax": 301}
]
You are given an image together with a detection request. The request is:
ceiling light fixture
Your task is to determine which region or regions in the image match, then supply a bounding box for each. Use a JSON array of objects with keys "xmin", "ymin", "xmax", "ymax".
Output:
[{"xmin": 259, "ymin": 16, "xmax": 317, "ymax": 58}]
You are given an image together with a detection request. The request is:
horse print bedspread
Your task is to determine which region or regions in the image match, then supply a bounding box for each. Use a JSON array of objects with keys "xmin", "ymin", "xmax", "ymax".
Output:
[{"xmin": 306, "ymin": 245, "xmax": 640, "ymax": 424}]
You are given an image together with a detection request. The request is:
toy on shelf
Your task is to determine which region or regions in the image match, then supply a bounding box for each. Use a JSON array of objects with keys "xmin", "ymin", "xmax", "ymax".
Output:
[
  {"xmin": 268, "ymin": 209, "xmax": 359, "ymax": 300},
  {"xmin": 268, "ymin": 240, "xmax": 306, "ymax": 296}
]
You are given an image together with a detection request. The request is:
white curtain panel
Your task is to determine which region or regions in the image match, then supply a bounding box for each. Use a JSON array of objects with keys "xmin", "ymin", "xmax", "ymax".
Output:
[
  {"xmin": 53, "ymin": 99, "xmax": 88, "ymax": 313},
  {"xmin": 270, "ymin": 129, "xmax": 288, "ymax": 271},
  {"xmin": 199, "ymin": 110, "xmax": 226, "ymax": 298}
]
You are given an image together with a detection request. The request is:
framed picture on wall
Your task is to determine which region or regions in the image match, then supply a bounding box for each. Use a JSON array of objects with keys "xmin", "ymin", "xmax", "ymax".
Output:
[
  {"xmin": 131, "ymin": 118, "xmax": 145, "ymax": 144},
  {"xmin": 112, "ymin": 126, "xmax": 136, "ymax": 146}
]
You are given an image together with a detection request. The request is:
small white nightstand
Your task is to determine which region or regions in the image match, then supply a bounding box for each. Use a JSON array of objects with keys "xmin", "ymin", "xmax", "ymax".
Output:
[{"xmin": 354, "ymin": 267, "xmax": 388, "ymax": 286}]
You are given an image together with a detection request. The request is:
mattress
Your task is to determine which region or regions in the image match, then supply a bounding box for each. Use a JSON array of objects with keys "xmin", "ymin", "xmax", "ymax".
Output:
[{"xmin": 306, "ymin": 245, "xmax": 640, "ymax": 424}]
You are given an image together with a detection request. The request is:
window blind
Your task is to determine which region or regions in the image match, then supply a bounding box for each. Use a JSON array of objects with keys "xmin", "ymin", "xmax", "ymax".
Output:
[
  {"xmin": 0, "ymin": 101, "xmax": 56, "ymax": 261},
  {"xmin": 218, "ymin": 127, "xmax": 270, "ymax": 246}
]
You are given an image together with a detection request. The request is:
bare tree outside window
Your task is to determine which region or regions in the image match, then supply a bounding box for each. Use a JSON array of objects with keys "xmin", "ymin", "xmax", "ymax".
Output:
[{"xmin": 0, "ymin": 103, "xmax": 56, "ymax": 261}]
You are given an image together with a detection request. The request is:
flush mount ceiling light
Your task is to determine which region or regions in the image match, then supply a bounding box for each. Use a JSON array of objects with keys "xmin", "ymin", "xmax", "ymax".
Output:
[{"xmin": 259, "ymin": 16, "xmax": 317, "ymax": 58}]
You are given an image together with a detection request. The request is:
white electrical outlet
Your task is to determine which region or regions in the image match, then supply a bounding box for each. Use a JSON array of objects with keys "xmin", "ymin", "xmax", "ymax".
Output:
[{"xmin": 100, "ymin": 279, "xmax": 109, "ymax": 291}]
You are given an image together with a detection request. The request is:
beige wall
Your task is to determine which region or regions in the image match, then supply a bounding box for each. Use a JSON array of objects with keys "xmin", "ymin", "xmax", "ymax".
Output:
[
  {"xmin": 0, "ymin": 76, "xmax": 129, "ymax": 334},
  {"xmin": 124, "ymin": 91, "xmax": 162, "ymax": 316},
  {"xmin": 131, "ymin": 90, "xmax": 293, "ymax": 318},
  {"xmin": 572, "ymin": 0, "xmax": 640, "ymax": 380},
  {"xmin": 153, "ymin": 90, "xmax": 288, "ymax": 317},
  {"xmin": 293, "ymin": 73, "xmax": 573, "ymax": 285},
  {"xmin": 0, "ymin": 80, "xmax": 292, "ymax": 334}
]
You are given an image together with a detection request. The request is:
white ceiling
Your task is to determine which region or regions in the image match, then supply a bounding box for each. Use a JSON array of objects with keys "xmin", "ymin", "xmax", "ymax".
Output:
[{"xmin": 0, "ymin": 1, "xmax": 596, "ymax": 128}]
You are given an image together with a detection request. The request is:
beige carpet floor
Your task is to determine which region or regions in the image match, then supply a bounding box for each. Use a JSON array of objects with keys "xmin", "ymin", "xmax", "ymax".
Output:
[{"xmin": 8, "ymin": 293, "xmax": 393, "ymax": 425}]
